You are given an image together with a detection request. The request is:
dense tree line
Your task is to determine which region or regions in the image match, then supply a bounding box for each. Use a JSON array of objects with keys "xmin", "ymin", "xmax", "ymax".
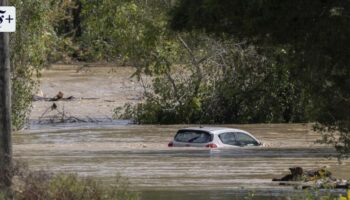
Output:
[{"xmin": 170, "ymin": 0, "xmax": 350, "ymax": 157}]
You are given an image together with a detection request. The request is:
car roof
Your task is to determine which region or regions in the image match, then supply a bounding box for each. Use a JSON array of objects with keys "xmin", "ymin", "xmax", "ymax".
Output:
[{"xmin": 178, "ymin": 127, "xmax": 249, "ymax": 134}]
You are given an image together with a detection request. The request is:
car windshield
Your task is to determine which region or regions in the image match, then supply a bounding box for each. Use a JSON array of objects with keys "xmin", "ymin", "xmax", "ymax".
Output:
[
  {"xmin": 175, "ymin": 130, "xmax": 213, "ymax": 143},
  {"xmin": 219, "ymin": 132, "xmax": 259, "ymax": 146}
]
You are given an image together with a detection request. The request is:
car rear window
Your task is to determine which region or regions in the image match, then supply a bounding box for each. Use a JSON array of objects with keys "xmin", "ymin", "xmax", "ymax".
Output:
[{"xmin": 175, "ymin": 130, "xmax": 213, "ymax": 143}]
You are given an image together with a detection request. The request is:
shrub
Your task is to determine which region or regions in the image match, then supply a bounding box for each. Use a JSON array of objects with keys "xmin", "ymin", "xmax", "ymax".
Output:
[
  {"xmin": 3, "ymin": 161, "xmax": 139, "ymax": 200},
  {"xmin": 114, "ymin": 36, "xmax": 309, "ymax": 124},
  {"xmin": 14, "ymin": 172, "xmax": 138, "ymax": 200}
]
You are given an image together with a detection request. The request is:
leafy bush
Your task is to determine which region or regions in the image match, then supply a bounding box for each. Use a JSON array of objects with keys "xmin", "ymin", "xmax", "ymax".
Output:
[
  {"xmin": 2, "ymin": 161, "xmax": 138, "ymax": 200},
  {"xmin": 115, "ymin": 36, "xmax": 310, "ymax": 124},
  {"xmin": 15, "ymin": 172, "xmax": 138, "ymax": 200}
]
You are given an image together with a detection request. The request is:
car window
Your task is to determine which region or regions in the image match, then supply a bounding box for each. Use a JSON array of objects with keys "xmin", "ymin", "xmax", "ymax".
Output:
[
  {"xmin": 175, "ymin": 131, "xmax": 212, "ymax": 143},
  {"xmin": 234, "ymin": 132, "xmax": 259, "ymax": 146},
  {"xmin": 218, "ymin": 132, "xmax": 239, "ymax": 145}
]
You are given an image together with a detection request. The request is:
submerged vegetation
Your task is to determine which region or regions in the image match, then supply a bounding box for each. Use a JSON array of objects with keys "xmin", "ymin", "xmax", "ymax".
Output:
[
  {"xmin": 9, "ymin": 0, "xmax": 350, "ymax": 157},
  {"xmin": 114, "ymin": 36, "xmax": 309, "ymax": 124}
]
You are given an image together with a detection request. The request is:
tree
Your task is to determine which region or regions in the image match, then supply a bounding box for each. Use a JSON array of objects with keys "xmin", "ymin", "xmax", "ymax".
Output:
[
  {"xmin": 10, "ymin": 0, "xmax": 71, "ymax": 130},
  {"xmin": 78, "ymin": 0, "xmax": 173, "ymax": 63},
  {"xmin": 0, "ymin": 0, "xmax": 12, "ymax": 190},
  {"xmin": 170, "ymin": 0, "xmax": 350, "ymax": 157}
]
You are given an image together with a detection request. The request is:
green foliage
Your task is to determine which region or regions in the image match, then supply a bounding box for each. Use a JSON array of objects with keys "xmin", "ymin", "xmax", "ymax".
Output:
[
  {"xmin": 200, "ymin": 45, "xmax": 309, "ymax": 123},
  {"xmin": 10, "ymin": 0, "xmax": 53, "ymax": 129},
  {"xmin": 0, "ymin": 192, "xmax": 5, "ymax": 200},
  {"xmin": 78, "ymin": 0, "xmax": 172, "ymax": 64},
  {"xmin": 11, "ymin": 0, "xmax": 310, "ymax": 127},
  {"xmin": 9, "ymin": 0, "xmax": 72, "ymax": 130},
  {"xmin": 15, "ymin": 172, "xmax": 138, "ymax": 200},
  {"xmin": 9, "ymin": 0, "xmax": 345, "ymax": 149},
  {"xmin": 2, "ymin": 160, "xmax": 139, "ymax": 200},
  {"xmin": 170, "ymin": 0, "xmax": 350, "ymax": 157},
  {"xmin": 115, "ymin": 35, "xmax": 309, "ymax": 124}
]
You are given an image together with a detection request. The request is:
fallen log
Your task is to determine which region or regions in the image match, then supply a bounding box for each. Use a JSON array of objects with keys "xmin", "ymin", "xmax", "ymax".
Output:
[{"xmin": 33, "ymin": 93, "xmax": 97, "ymax": 102}]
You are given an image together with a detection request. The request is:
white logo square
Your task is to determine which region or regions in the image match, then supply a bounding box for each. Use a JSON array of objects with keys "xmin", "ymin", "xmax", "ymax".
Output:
[{"xmin": 0, "ymin": 6, "xmax": 16, "ymax": 32}]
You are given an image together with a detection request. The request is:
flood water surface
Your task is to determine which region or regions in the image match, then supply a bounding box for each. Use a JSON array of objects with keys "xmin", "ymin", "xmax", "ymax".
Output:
[{"xmin": 13, "ymin": 123, "xmax": 350, "ymax": 199}]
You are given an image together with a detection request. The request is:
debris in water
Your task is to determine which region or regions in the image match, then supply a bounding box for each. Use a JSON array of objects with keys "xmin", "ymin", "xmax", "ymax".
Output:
[
  {"xmin": 38, "ymin": 103, "xmax": 100, "ymax": 124},
  {"xmin": 272, "ymin": 166, "xmax": 350, "ymax": 189},
  {"xmin": 33, "ymin": 91, "xmax": 77, "ymax": 101}
]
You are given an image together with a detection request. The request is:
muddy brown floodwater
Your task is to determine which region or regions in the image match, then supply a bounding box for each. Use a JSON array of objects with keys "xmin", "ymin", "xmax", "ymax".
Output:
[
  {"xmin": 15, "ymin": 65, "xmax": 350, "ymax": 199},
  {"xmin": 14, "ymin": 123, "xmax": 350, "ymax": 200}
]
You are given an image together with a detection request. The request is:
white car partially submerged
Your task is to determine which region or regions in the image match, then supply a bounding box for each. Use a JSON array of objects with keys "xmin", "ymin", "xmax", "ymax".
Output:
[{"xmin": 168, "ymin": 127, "xmax": 262, "ymax": 148}]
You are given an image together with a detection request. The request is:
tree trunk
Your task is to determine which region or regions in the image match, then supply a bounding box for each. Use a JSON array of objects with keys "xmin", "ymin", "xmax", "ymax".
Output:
[
  {"xmin": 0, "ymin": 0, "xmax": 13, "ymax": 189},
  {"xmin": 73, "ymin": 0, "xmax": 82, "ymax": 38}
]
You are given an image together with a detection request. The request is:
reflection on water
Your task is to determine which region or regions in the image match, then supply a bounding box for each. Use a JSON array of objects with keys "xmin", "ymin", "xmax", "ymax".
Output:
[{"xmin": 14, "ymin": 123, "xmax": 350, "ymax": 200}]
